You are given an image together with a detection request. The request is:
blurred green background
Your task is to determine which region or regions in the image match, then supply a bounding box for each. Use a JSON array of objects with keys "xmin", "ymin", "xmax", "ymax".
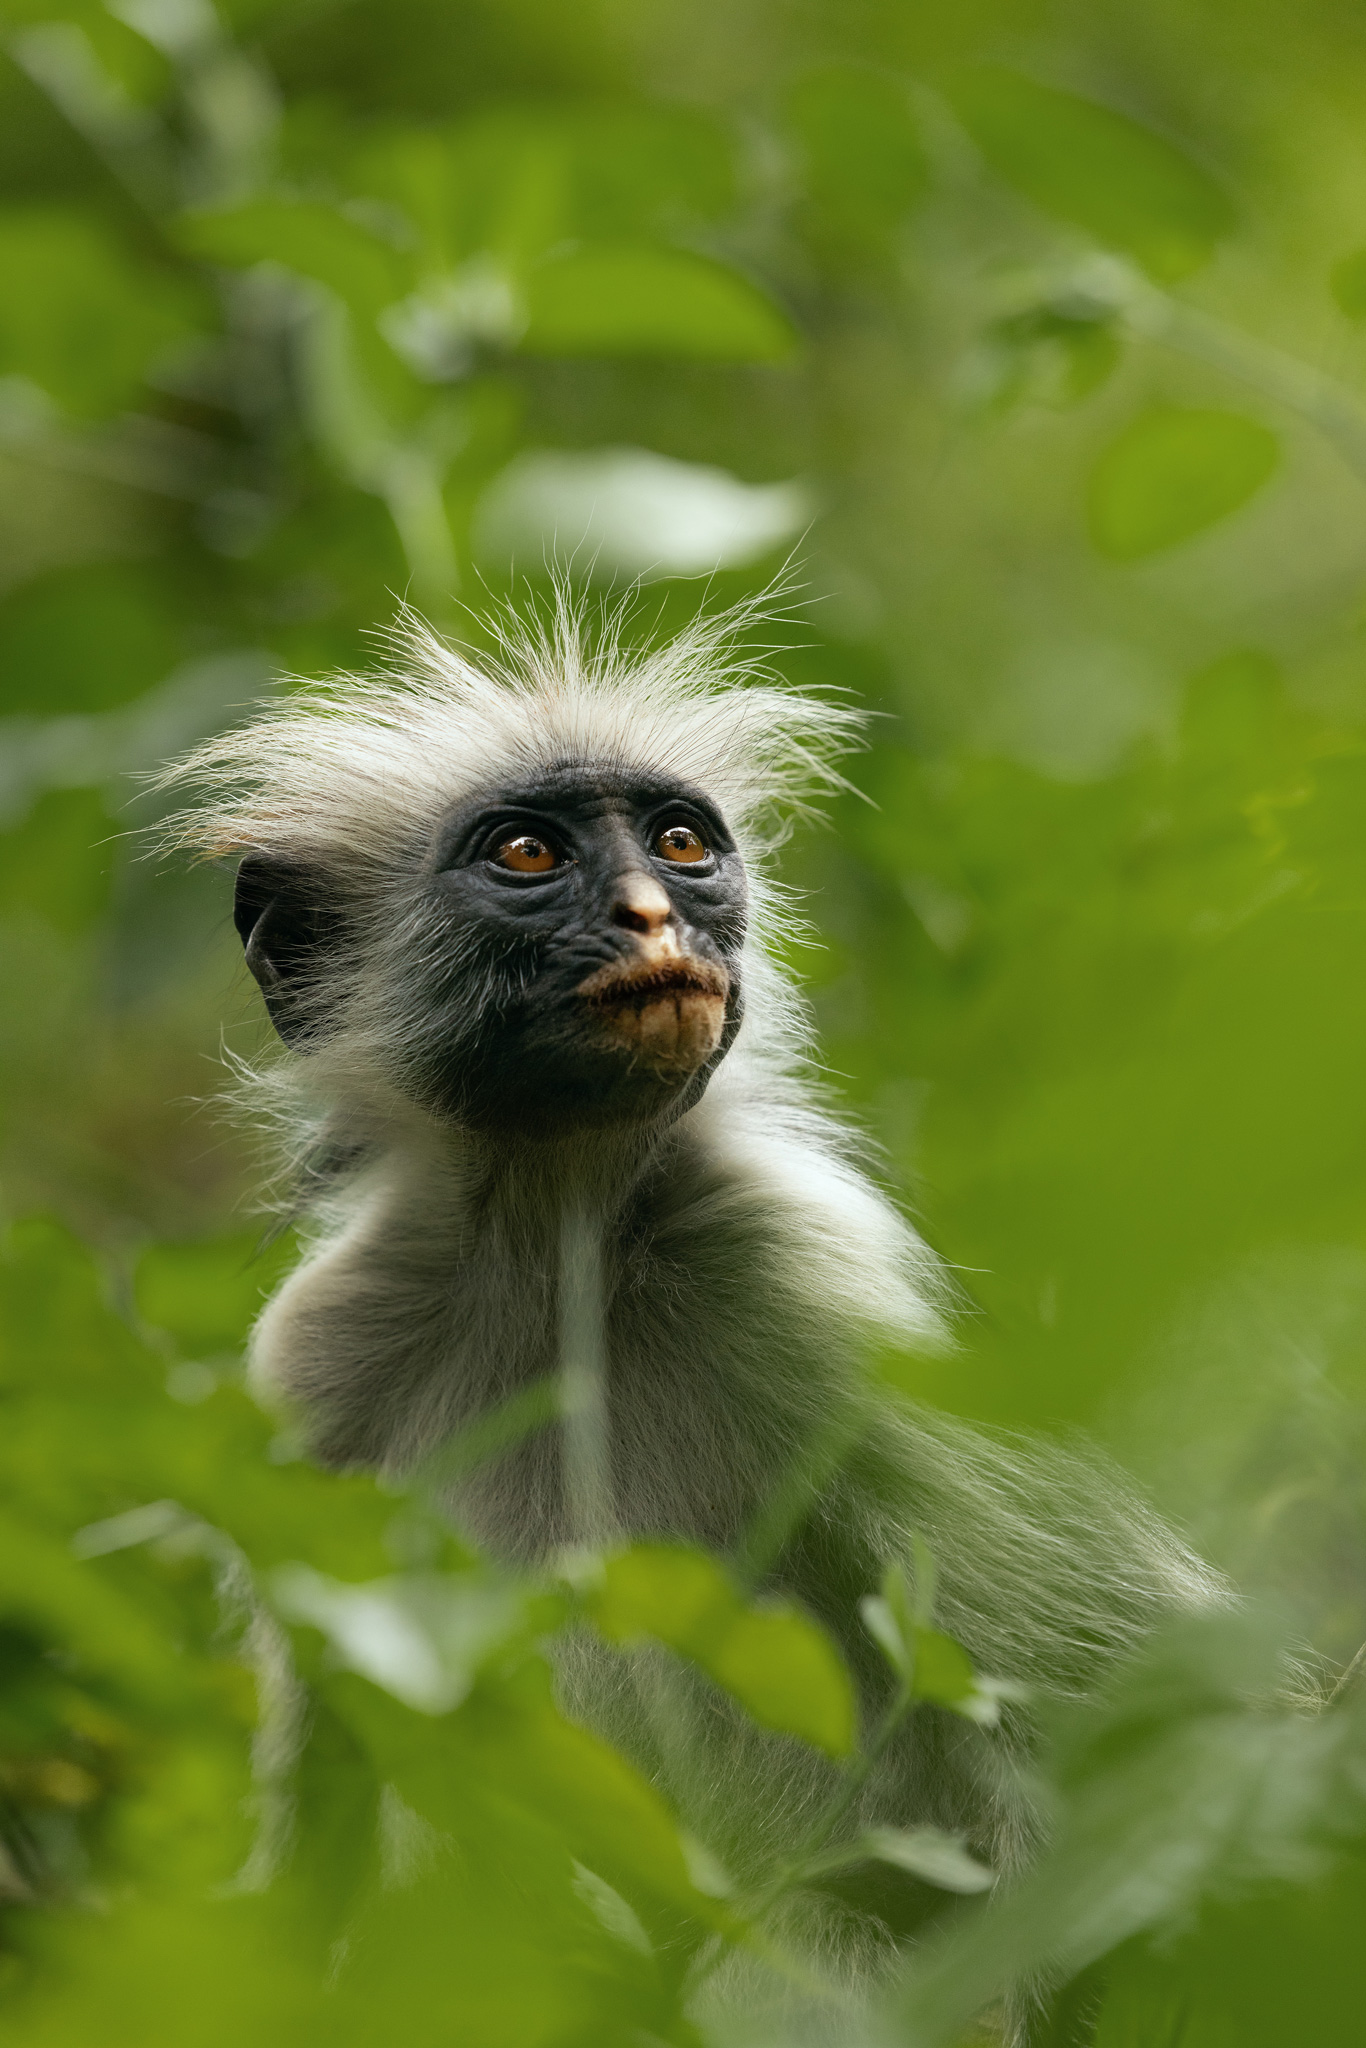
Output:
[{"xmin": 4, "ymin": 0, "xmax": 1366, "ymax": 2041}]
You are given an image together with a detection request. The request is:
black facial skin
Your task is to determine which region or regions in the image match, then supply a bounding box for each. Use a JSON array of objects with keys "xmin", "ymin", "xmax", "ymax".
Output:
[{"xmin": 234, "ymin": 763, "xmax": 749, "ymax": 1135}]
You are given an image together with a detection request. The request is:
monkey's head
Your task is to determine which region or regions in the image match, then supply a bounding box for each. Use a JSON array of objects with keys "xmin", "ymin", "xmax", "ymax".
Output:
[
  {"xmin": 163, "ymin": 601, "xmax": 858, "ymax": 1138},
  {"xmin": 235, "ymin": 759, "xmax": 747, "ymax": 1132}
]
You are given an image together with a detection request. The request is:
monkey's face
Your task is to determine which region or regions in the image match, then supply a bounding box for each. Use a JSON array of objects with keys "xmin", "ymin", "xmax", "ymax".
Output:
[
  {"xmin": 235, "ymin": 763, "xmax": 748, "ymax": 1133},
  {"xmin": 423, "ymin": 763, "xmax": 747, "ymax": 1130}
]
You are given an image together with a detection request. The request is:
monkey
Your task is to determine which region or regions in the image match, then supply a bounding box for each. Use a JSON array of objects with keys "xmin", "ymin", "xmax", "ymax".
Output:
[{"xmin": 159, "ymin": 595, "xmax": 1222, "ymax": 2019}]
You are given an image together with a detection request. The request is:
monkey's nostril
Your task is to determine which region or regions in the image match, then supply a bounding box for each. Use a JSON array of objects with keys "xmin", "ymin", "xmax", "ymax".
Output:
[{"xmin": 610, "ymin": 874, "xmax": 673, "ymax": 937}]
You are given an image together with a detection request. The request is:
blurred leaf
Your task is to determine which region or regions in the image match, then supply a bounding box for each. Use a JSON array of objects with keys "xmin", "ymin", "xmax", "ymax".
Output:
[
  {"xmin": 950, "ymin": 68, "xmax": 1236, "ymax": 280},
  {"xmin": 1088, "ymin": 407, "xmax": 1278, "ymax": 558},
  {"xmin": 856, "ymin": 1826, "xmax": 996, "ymax": 1893},
  {"xmin": 593, "ymin": 1544, "xmax": 855, "ymax": 1755},
  {"xmin": 784, "ymin": 64, "xmax": 928, "ymax": 270},
  {"xmin": 974, "ymin": 305, "xmax": 1122, "ymax": 411},
  {"xmin": 272, "ymin": 1564, "xmax": 534, "ymax": 1712},
  {"xmin": 178, "ymin": 199, "xmax": 410, "ymax": 320},
  {"xmin": 707, "ymin": 1605, "xmax": 856, "ymax": 1754},
  {"xmin": 0, "ymin": 562, "xmax": 186, "ymax": 715},
  {"xmin": 860, "ymin": 1583, "xmax": 999, "ymax": 1723},
  {"xmin": 134, "ymin": 1229, "xmax": 296, "ymax": 1359},
  {"xmin": 887, "ymin": 1610, "xmax": 1362, "ymax": 2045},
  {"xmin": 1330, "ymin": 247, "xmax": 1366, "ymax": 320},
  {"xmin": 347, "ymin": 115, "xmax": 567, "ymax": 275},
  {"xmin": 347, "ymin": 104, "xmax": 736, "ymax": 268},
  {"xmin": 0, "ymin": 207, "xmax": 205, "ymax": 417},
  {"xmin": 521, "ymin": 245, "xmax": 798, "ymax": 359},
  {"xmin": 0, "ymin": 788, "xmax": 113, "ymax": 934},
  {"xmin": 912, "ymin": 1627, "xmax": 979, "ymax": 1709},
  {"xmin": 560, "ymin": 103, "xmax": 736, "ymax": 236},
  {"xmin": 1093, "ymin": 1855, "xmax": 1366, "ymax": 2047}
]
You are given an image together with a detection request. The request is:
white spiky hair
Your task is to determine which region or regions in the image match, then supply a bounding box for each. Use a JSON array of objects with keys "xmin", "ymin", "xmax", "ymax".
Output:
[{"xmin": 155, "ymin": 592, "xmax": 863, "ymax": 887}]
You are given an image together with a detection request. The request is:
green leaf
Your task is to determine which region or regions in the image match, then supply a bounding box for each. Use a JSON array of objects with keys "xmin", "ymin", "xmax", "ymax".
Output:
[
  {"xmin": 976, "ymin": 306, "xmax": 1122, "ymax": 412},
  {"xmin": 178, "ymin": 201, "xmax": 410, "ymax": 320},
  {"xmin": 859, "ymin": 1555, "xmax": 929, "ymax": 1678},
  {"xmin": 0, "ymin": 788, "xmax": 114, "ymax": 935},
  {"xmin": 707, "ymin": 1605, "xmax": 856, "ymax": 1756},
  {"xmin": 1330, "ymin": 248, "xmax": 1366, "ymax": 320},
  {"xmin": 857, "ymin": 1825, "xmax": 996, "ymax": 1893},
  {"xmin": 134, "ymin": 1230, "xmax": 296, "ymax": 1360},
  {"xmin": 950, "ymin": 68, "xmax": 1236, "ymax": 281},
  {"xmin": 1088, "ymin": 407, "xmax": 1279, "ymax": 559},
  {"xmin": 0, "ymin": 207, "xmax": 205, "ymax": 417},
  {"xmin": 910, "ymin": 1626, "xmax": 978, "ymax": 1709},
  {"xmin": 860, "ymin": 1590, "xmax": 910, "ymax": 1676},
  {"xmin": 521, "ymin": 245, "xmax": 797, "ymax": 360},
  {"xmin": 784, "ymin": 65, "xmax": 928, "ymax": 270},
  {"xmin": 593, "ymin": 1543, "xmax": 734, "ymax": 1642},
  {"xmin": 860, "ymin": 1560, "xmax": 1009, "ymax": 1724},
  {"xmin": 592, "ymin": 1544, "xmax": 855, "ymax": 1756},
  {"xmin": 0, "ymin": 562, "xmax": 187, "ymax": 716}
]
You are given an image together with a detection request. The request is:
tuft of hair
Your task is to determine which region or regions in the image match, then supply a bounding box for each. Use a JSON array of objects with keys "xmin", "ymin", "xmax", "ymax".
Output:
[
  {"xmin": 152, "ymin": 593, "xmax": 931, "ymax": 1315},
  {"xmin": 153, "ymin": 587, "xmax": 862, "ymax": 884}
]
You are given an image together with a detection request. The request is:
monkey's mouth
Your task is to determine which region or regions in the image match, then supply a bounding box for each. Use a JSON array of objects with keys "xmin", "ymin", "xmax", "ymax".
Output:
[{"xmin": 575, "ymin": 955, "xmax": 729, "ymax": 1073}]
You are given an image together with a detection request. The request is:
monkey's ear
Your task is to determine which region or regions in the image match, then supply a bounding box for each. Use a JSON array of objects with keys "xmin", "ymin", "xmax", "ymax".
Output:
[{"xmin": 234, "ymin": 856, "xmax": 340, "ymax": 1047}]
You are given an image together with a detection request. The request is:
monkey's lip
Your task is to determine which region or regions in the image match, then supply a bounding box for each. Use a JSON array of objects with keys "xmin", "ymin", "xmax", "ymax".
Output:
[
  {"xmin": 576, "ymin": 954, "xmax": 728, "ymax": 1006},
  {"xmin": 575, "ymin": 955, "xmax": 729, "ymax": 1072}
]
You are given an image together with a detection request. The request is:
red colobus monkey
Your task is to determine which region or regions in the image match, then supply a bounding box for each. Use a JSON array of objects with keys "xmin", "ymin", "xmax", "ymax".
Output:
[{"xmin": 162, "ymin": 598, "xmax": 1217, "ymax": 1989}]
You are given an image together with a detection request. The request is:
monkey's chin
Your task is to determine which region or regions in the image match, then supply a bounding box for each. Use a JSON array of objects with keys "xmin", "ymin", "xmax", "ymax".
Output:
[{"xmin": 576, "ymin": 957, "xmax": 729, "ymax": 1077}]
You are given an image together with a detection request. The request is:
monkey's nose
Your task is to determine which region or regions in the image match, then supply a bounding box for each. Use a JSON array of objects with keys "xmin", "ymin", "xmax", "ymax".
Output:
[{"xmin": 611, "ymin": 873, "xmax": 674, "ymax": 938}]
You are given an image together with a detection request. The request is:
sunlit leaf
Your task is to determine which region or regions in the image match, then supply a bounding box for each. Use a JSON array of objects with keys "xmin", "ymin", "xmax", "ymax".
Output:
[
  {"xmin": 950, "ymin": 68, "xmax": 1236, "ymax": 280},
  {"xmin": 594, "ymin": 1542, "xmax": 734, "ymax": 1643},
  {"xmin": 1088, "ymin": 408, "xmax": 1278, "ymax": 558},
  {"xmin": 861, "ymin": 1590, "xmax": 910, "ymax": 1676},
  {"xmin": 593, "ymin": 1543, "xmax": 855, "ymax": 1755},
  {"xmin": 911, "ymin": 1627, "xmax": 978, "ymax": 1710},
  {"xmin": 521, "ymin": 245, "xmax": 797, "ymax": 359},
  {"xmin": 707, "ymin": 1604, "xmax": 856, "ymax": 1755}
]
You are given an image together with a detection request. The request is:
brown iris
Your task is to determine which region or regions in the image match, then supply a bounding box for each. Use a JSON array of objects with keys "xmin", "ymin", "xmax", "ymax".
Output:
[
  {"xmin": 493, "ymin": 833, "xmax": 560, "ymax": 873},
  {"xmin": 655, "ymin": 824, "xmax": 708, "ymax": 864}
]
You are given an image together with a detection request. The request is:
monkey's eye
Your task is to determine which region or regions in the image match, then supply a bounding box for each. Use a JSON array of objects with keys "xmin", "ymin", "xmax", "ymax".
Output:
[
  {"xmin": 655, "ymin": 824, "xmax": 709, "ymax": 865},
  {"xmin": 491, "ymin": 833, "xmax": 563, "ymax": 874}
]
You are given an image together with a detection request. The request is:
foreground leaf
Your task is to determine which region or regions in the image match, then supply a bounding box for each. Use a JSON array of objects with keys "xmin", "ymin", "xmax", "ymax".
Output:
[{"xmin": 592, "ymin": 1544, "xmax": 855, "ymax": 1755}]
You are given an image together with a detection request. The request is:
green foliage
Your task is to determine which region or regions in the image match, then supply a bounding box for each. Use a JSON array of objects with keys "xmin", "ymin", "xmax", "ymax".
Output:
[
  {"xmin": 783, "ymin": 65, "xmax": 928, "ymax": 272},
  {"xmin": 949, "ymin": 68, "xmax": 1236, "ymax": 280},
  {"xmin": 1331, "ymin": 247, "xmax": 1366, "ymax": 320},
  {"xmin": 0, "ymin": 789, "xmax": 113, "ymax": 932},
  {"xmin": 592, "ymin": 1543, "xmax": 856, "ymax": 1754},
  {"xmin": 3, "ymin": 0, "xmax": 1366, "ymax": 2041},
  {"xmin": 1087, "ymin": 408, "xmax": 1279, "ymax": 558},
  {"xmin": 521, "ymin": 246, "xmax": 797, "ymax": 360},
  {"xmin": 0, "ymin": 209, "xmax": 204, "ymax": 418},
  {"xmin": 0, "ymin": 564, "xmax": 187, "ymax": 715}
]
